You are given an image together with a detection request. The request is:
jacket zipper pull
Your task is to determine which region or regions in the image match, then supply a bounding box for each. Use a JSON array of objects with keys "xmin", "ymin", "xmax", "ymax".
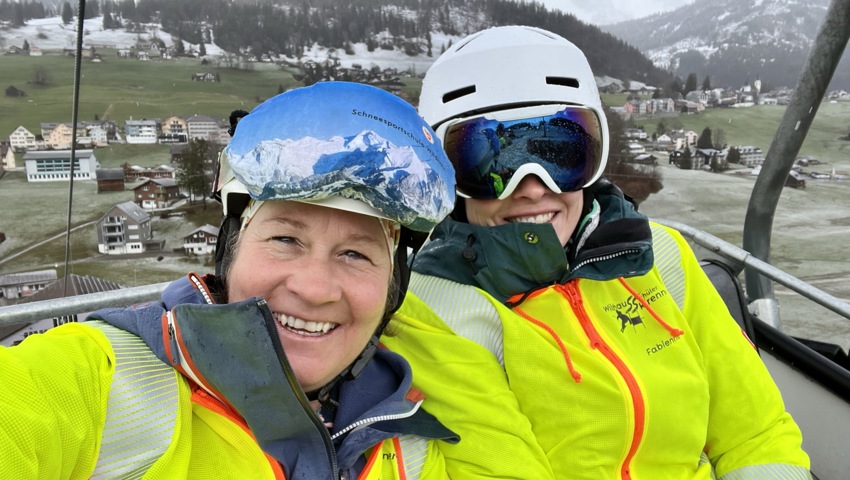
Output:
[
  {"xmin": 562, "ymin": 282, "xmax": 583, "ymax": 306},
  {"xmin": 167, "ymin": 311, "xmax": 180, "ymax": 365}
]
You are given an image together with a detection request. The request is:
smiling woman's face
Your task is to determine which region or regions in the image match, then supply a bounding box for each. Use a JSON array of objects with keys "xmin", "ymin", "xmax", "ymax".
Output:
[
  {"xmin": 226, "ymin": 200, "xmax": 393, "ymax": 393},
  {"xmin": 465, "ymin": 175, "xmax": 584, "ymax": 246}
]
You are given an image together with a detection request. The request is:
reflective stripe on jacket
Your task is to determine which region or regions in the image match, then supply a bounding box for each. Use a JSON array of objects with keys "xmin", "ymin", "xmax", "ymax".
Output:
[
  {"xmin": 0, "ymin": 320, "xmax": 447, "ymax": 479},
  {"xmin": 386, "ymin": 222, "xmax": 811, "ymax": 480}
]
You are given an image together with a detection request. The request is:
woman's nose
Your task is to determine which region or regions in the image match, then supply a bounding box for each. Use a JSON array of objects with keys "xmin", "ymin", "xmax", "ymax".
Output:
[
  {"xmin": 511, "ymin": 174, "xmax": 551, "ymax": 200},
  {"xmin": 285, "ymin": 259, "xmax": 343, "ymax": 305}
]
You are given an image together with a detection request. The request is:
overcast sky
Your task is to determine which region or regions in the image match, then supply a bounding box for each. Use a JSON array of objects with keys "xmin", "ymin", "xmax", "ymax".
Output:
[{"xmin": 535, "ymin": 0, "xmax": 693, "ymax": 25}]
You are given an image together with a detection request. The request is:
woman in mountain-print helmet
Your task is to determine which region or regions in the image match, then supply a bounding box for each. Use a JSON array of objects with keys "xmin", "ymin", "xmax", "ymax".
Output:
[
  {"xmin": 0, "ymin": 82, "xmax": 459, "ymax": 479},
  {"xmin": 382, "ymin": 25, "xmax": 813, "ymax": 480}
]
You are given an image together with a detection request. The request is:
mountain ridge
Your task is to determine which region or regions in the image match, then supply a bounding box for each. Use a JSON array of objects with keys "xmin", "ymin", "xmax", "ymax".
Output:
[
  {"xmin": 602, "ymin": 0, "xmax": 849, "ymax": 89},
  {"xmin": 3, "ymin": 0, "xmax": 847, "ymax": 91}
]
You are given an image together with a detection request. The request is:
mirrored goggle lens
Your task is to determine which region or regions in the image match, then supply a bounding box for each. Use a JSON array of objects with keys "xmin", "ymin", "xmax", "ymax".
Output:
[{"xmin": 441, "ymin": 106, "xmax": 603, "ymax": 200}]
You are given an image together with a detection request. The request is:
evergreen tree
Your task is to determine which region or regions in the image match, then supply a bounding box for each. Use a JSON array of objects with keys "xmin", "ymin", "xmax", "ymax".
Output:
[
  {"xmin": 61, "ymin": 1, "xmax": 73, "ymax": 24},
  {"xmin": 710, "ymin": 154, "xmax": 723, "ymax": 173},
  {"xmin": 667, "ymin": 77, "xmax": 683, "ymax": 98},
  {"xmin": 697, "ymin": 127, "xmax": 713, "ymax": 149},
  {"xmin": 12, "ymin": 2, "xmax": 24, "ymax": 27},
  {"xmin": 199, "ymin": 41, "xmax": 206, "ymax": 56},
  {"xmin": 22, "ymin": 39, "xmax": 29, "ymax": 53},
  {"xmin": 684, "ymin": 73, "xmax": 698, "ymax": 96},
  {"xmin": 701, "ymin": 75, "xmax": 712, "ymax": 91},
  {"xmin": 118, "ymin": 0, "xmax": 136, "ymax": 22},
  {"xmin": 726, "ymin": 147, "xmax": 742, "ymax": 164},
  {"xmin": 175, "ymin": 37, "xmax": 185, "ymax": 56},
  {"xmin": 84, "ymin": 0, "xmax": 99, "ymax": 19}
]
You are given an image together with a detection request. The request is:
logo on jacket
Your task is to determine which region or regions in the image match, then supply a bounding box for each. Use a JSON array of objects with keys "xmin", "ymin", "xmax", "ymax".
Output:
[
  {"xmin": 616, "ymin": 308, "xmax": 645, "ymax": 332},
  {"xmin": 604, "ymin": 295, "xmax": 646, "ymax": 333}
]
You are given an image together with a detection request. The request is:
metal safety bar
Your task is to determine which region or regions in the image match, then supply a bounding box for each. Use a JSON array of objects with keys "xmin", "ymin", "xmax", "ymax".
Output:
[
  {"xmin": 3, "ymin": 219, "xmax": 849, "ymax": 330},
  {"xmin": 657, "ymin": 218, "xmax": 850, "ymax": 323},
  {"xmin": 0, "ymin": 282, "xmax": 170, "ymax": 328}
]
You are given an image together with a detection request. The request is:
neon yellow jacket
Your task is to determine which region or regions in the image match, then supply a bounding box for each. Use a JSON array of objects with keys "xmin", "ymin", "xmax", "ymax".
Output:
[
  {"xmin": 0, "ymin": 275, "xmax": 455, "ymax": 479},
  {"xmin": 384, "ymin": 183, "xmax": 810, "ymax": 480}
]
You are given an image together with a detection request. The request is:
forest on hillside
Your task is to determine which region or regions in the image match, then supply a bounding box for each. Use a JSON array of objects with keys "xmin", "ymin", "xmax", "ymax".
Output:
[{"xmin": 0, "ymin": 0, "xmax": 674, "ymax": 88}]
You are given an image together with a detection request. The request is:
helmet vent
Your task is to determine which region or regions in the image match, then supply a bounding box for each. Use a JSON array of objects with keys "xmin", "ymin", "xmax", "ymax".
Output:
[
  {"xmin": 546, "ymin": 76, "xmax": 580, "ymax": 88},
  {"xmin": 442, "ymin": 85, "xmax": 476, "ymax": 104}
]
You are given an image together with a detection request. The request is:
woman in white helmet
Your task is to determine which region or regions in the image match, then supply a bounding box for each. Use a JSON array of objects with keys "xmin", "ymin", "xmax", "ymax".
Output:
[
  {"xmin": 383, "ymin": 26, "xmax": 812, "ymax": 480},
  {"xmin": 0, "ymin": 82, "xmax": 458, "ymax": 479}
]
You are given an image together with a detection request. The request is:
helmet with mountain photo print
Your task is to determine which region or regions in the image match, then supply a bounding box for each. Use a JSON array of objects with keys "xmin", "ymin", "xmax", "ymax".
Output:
[
  {"xmin": 418, "ymin": 25, "xmax": 610, "ymax": 192},
  {"xmin": 217, "ymin": 81, "xmax": 456, "ymax": 233}
]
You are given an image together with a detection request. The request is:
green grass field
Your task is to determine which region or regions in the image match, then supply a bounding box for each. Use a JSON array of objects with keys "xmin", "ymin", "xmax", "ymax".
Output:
[
  {"xmin": 0, "ymin": 54, "xmax": 425, "ymax": 139},
  {"xmin": 0, "ymin": 54, "xmax": 303, "ymax": 137},
  {"xmin": 630, "ymin": 103, "xmax": 850, "ymax": 164}
]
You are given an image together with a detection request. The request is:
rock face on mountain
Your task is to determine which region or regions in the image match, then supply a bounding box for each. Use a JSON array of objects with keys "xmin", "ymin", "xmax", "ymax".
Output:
[{"xmin": 603, "ymin": 0, "xmax": 849, "ymax": 90}]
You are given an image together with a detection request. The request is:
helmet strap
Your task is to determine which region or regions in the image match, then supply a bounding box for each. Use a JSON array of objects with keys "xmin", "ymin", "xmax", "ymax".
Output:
[{"xmin": 214, "ymin": 215, "xmax": 241, "ymax": 278}]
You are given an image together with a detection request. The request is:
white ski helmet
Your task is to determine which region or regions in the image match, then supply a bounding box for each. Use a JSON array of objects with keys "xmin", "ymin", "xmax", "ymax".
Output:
[{"xmin": 419, "ymin": 25, "xmax": 609, "ymax": 186}]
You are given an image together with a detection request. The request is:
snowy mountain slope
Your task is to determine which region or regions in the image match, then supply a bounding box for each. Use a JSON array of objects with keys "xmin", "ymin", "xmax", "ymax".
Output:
[
  {"xmin": 602, "ymin": 0, "xmax": 849, "ymax": 89},
  {"xmin": 0, "ymin": 15, "xmax": 461, "ymax": 74}
]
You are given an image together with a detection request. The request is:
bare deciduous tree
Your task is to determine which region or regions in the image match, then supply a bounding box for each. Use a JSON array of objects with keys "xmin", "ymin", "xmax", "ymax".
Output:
[{"xmin": 32, "ymin": 66, "xmax": 50, "ymax": 86}]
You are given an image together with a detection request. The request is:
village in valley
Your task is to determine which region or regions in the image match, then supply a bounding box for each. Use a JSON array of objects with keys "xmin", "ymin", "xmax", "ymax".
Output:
[
  {"xmin": 601, "ymin": 76, "xmax": 850, "ymax": 188},
  {"xmin": 1, "ymin": 10, "xmax": 849, "ymax": 346}
]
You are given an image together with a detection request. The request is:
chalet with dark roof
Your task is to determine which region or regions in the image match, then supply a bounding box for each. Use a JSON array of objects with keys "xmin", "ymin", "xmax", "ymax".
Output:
[
  {"xmin": 183, "ymin": 224, "xmax": 219, "ymax": 255},
  {"xmin": 133, "ymin": 178, "xmax": 180, "ymax": 209}
]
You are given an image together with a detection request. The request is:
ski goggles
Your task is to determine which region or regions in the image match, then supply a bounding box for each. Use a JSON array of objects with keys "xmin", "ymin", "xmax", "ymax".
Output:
[{"xmin": 435, "ymin": 104, "xmax": 604, "ymax": 200}]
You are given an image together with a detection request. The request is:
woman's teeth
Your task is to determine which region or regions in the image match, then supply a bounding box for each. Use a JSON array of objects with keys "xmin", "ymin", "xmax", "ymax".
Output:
[
  {"xmin": 276, "ymin": 314, "xmax": 337, "ymax": 336},
  {"xmin": 508, "ymin": 212, "xmax": 555, "ymax": 224}
]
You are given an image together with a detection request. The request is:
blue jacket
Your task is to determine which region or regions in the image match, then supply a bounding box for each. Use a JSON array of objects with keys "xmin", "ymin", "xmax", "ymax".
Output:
[{"xmin": 90, "ymin": 273, "xmax": 457, "ymax": 479}]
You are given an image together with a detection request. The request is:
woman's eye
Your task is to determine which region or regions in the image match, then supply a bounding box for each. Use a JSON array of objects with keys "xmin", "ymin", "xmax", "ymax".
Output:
[
  {"xmin": 271, "ymin": 236, "xmax": 298, "ymax": 245},
  {"xmin": 343, "ymin": 250, "xmax": 370, "ymax": 262}
]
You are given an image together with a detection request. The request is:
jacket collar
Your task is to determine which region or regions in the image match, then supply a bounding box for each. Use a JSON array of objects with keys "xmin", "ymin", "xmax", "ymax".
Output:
[
  {"xmin": 413, "ymin": 180, "xmax": 655, "ymax": 303},
  {"xmin": 89, "ymin": 274, "xmax": 457, "ymax": 476}
]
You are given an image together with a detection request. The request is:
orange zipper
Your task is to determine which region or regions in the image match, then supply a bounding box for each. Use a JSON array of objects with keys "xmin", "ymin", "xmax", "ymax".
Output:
[{"xmin": 558, "ymin": 280, "xmax": 645, "ymax": 480}]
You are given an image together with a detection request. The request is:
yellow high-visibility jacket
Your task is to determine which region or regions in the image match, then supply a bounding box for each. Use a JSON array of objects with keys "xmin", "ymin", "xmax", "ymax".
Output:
[
  {"xmin": 0, "ymin": 274, "xmax": 456, "ymax": 479},
  {"xmin": 384, "ymin": 181, "xmax": 811, "ymax": 480}
]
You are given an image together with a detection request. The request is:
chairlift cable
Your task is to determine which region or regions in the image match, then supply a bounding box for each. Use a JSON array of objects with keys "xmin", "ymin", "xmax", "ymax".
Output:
[{"xmin": 62, "ymin": 0, "xmax": 87, "ymax": 297}]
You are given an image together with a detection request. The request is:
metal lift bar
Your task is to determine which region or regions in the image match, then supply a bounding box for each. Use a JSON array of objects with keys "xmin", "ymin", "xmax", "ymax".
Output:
[{"xmin": 742, "ymin": 0, "xmax": 850, "ymax": 322}]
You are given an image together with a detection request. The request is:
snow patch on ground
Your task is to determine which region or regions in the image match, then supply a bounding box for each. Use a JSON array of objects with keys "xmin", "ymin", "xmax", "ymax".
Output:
[{"xmin": 2, "ymin": 16, "xmax": 452, "ymax": 73}]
